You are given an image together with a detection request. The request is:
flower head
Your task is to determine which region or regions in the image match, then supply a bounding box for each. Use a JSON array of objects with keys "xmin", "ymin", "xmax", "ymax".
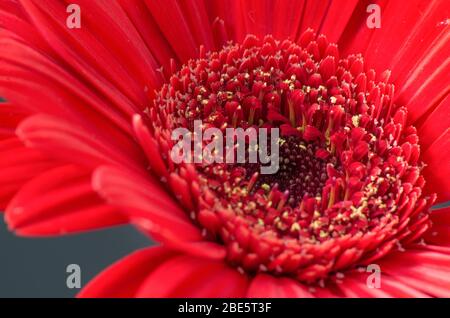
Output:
[
  {"xmin": 150, "ymin": 33, "xmax": 436, "ymax": 283},
  {"xmin": 0, "ymin": 0, "xmax": 449, "ymax": 297}
]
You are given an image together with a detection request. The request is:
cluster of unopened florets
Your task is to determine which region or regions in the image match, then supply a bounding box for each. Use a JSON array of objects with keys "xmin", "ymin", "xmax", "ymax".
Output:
[{"xmin": 149, "ymin": 32, "xmax": 435, "ymax": 283}]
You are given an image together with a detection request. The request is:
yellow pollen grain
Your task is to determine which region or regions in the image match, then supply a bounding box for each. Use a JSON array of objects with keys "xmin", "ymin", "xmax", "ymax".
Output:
[
  {"xmin": 352, "ymin": 115, "xmax": 360, "ymax": 127},
  {"xmin": 350, "ymin": 201, "xmax": 368, "ymax": 219},
  {"xmin": 290, "ymin": 223, "xmax": 301, "ymax": 232},
  {"xmin": 311, "ymin": 220, "xmax": 321, "ymax": 230},
  {"xmin": 365, "ymin": 183, "xmax": 378, "ymax": 196}
]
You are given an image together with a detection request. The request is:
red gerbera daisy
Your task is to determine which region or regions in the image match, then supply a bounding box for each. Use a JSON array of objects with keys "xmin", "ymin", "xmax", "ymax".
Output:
[{"xmin": 0, "ymin": 0, "xmax": 449, "ymax": 298}]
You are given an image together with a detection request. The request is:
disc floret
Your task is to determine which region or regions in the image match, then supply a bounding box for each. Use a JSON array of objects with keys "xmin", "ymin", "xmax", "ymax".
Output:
[{"xmin": 149, "ymin": 31, "xmax": 435, "ymax": 284}]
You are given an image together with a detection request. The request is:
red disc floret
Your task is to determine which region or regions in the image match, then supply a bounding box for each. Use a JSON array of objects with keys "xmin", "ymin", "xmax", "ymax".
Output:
[{"xmin": 147, "ymin": 31, "xmax": 436, "ymax": 284}]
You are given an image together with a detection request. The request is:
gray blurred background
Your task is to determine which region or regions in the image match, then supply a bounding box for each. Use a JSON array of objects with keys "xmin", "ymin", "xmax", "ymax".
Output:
[{"xmin": 0, "ymin": 219, "xmax": 150, "ymax": 297}]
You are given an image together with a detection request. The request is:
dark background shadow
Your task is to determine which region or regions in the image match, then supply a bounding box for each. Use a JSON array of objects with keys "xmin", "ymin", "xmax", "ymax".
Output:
[{"xmin": 0, "ymin": 218, "xmax": 150, "ymax": 298}]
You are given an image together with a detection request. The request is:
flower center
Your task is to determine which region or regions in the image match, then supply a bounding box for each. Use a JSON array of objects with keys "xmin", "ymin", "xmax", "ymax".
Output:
[
  {"xmin": 245, "ymin": 136, "xmax": 332, "ymax": 206},
  {"xmin": 149, "ymin": 32, "xmax": 435, "ymax": 284}
]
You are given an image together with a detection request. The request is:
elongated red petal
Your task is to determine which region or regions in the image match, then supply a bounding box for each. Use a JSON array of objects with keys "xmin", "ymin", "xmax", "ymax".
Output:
[
  {"xmin": 5, "ymin": 164, "xmax": 126, "ymax": 235},
  {"xmin": 247, "ymin": 274, "xmax": 315, "ymax": 298},
  {"xmin": 144, "ymin": 0, "xmax": 199, "ymax": 62},
  {"xmin": 92, "ymin": 165, "xmax": 226, "ymax": 260},
  {"xmin": 17, "ymin": 114, "xmax": 145, "ymax": 171},
  {"xmin": 0, "ymin": 102, "xmax": 29, "ymax": 139},
  {"xmin": 0, "ymin": 137, "xmax": 56, "ymax": 209},
  {"xmin": 379, "ymin": 248, "xmax": 450, "ymax": 297},
  {"xmin": 79, "ymin": 246, "xmax": 176, "ymax": 298},
  {"xmin": 422, "ymin": 129, "xmax": 450, "ymax": 203},
  {"xmin": 18, "ymin": 0, "xmax": 162, "ymax": 104},
  {"xmin": 417, "ymin": 94, "xmax": 450, "ymax": 151},
  {"xmin": 136, "ymin": 255, "xmax": 248, "ymax": 297}
]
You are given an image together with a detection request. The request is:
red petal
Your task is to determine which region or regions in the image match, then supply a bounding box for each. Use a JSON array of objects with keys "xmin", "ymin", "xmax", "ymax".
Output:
[
  {"xmin": 133, "ymin": 114, "xmax": 169, "ymax": 180},
  {"xmin": 0, "ymin": 137, "xmax": 56, "ymax": 209},
  {"xmin": 205, "ymin": 0, "xmax": 247, "ymax": 43},
  {"xmin": 337, "ymin": 272, "xmax": 428, "ymax": 298},
  {"xmin": 92, "ymin": 165, "xmax": 226, "ymax": 260},
  {"xmin": 318, "ymin": 0, "xmax": 359, "ymax": 43},
  {"xmin": 425, "ymin": 206, "xmax": 450, "ymax": 245},
  {"xmin": 79, "ymin": 246, "xmax": 176, "ymax": 298},
  {"xmin": 0, "ymin": 37, "xmax": 136, "ymax": 134},
  {"xmin": 379, "ymin": 248, "xmax": 450, "ymax": 297},
  {"xmin": 246, "ymin": 274, "xmax": 315, "ymax": 298},
  {"xmin": 17, "ymin": 0, "xmax": 162, "ymax": 104},
  {"xmin": 417, "ymin": 94, "xmax": 450, "ymax": 151},
  {"xmin": 136, "ymin": 254, "xmax": 248, "ymax": 297},
  {"xmin": 5, "ymin": 165, "xmax": 126, "ymax": 236},
  {"xmin": 17, "ymin": 114, "xmax": 145, "ymax": 171},
  {"xmin": 0, "ymin": 102, "xmax": 29, "ymax": 139},
  {"xmin": 422, "ymin": 129, "xmax": 450, "ymax": 203},
  {"xmin": 430, "ymin": 206, "xmax": 450, "ymax": 226},
  {"xmin": 297, "ymin": 0, "xmax": 332, "ymax": 38},
  {"xmin": 272, "ymin": 0, "xmax": 304, "ymax": 40},
  {"xmin": 144, "ymin": 0, "xmax": 199, "ymax": 62},
  {"xmin": 117, "ymin": 0, "xmax": 177, "ymax": 79}
]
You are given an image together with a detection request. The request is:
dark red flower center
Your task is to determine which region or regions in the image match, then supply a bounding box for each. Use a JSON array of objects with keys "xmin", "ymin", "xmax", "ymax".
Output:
[
  {"xmin": 149, "ymin": 32, "xmax": 435, "ymax": 284},
  {"xmin": 245, "ymin": 136, "xmax": 332, "ymax": 206}
]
